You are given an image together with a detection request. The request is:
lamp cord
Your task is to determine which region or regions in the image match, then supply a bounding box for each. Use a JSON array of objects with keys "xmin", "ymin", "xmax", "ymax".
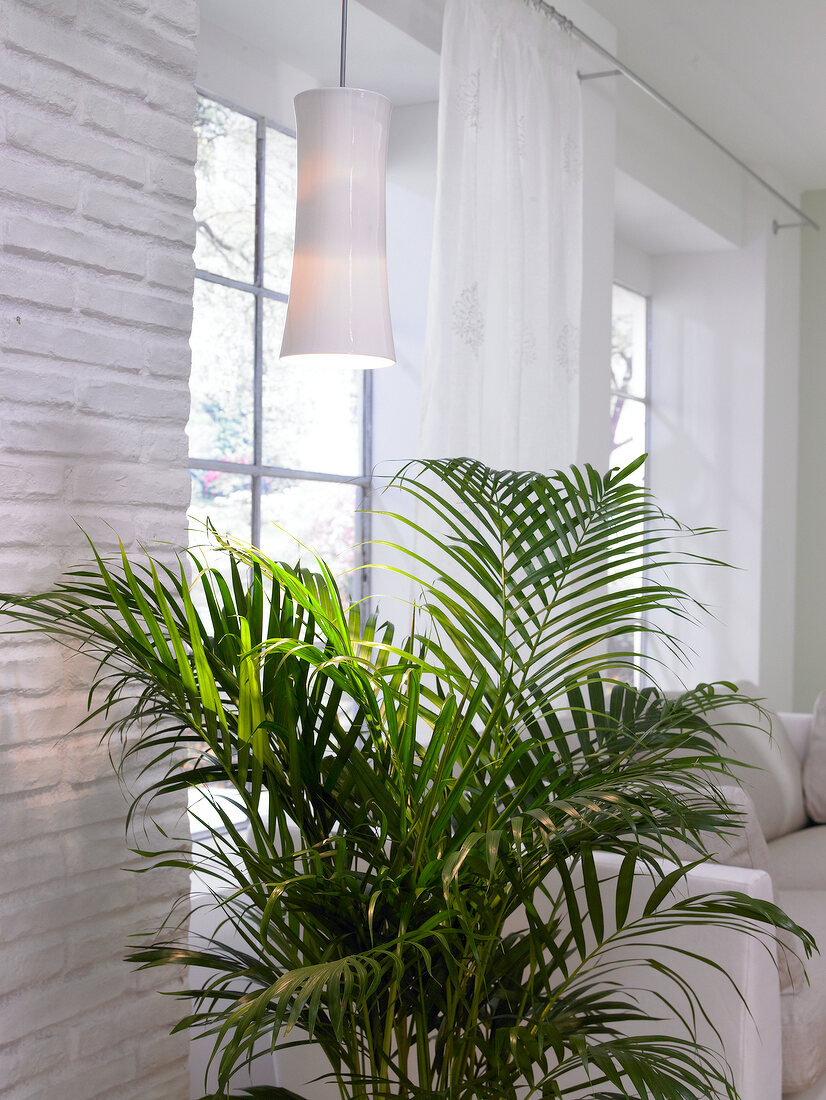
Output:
[{"xmin": 339, "ymin": 0, "xmax": 348, "ymax": 87}]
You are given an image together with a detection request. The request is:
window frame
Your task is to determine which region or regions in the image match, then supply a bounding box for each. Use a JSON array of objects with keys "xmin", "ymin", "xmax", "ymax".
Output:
[
  {"xmin": 609, "ymin": 281, "xmax": 652, "ymax": 679},
  {"xmin": 190, "ymin": 87, "xmax": 373, "ymax": 602},
  {"xmin": 609, "ymin": 280, "xmax": 651, "ymax": 483}
]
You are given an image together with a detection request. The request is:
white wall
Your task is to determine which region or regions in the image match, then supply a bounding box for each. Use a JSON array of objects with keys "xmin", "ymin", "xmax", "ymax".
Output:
[
  {"xmin": 614, "ymin": 237, "xmax": 652, "ymax": 296},
  {"xmin": 577, "ymin": 18, "xmax": 617, "ymax": 470},
  {"xmin": 611, "ymin": 24, "xmax": 807, "ymax": 702},
  {"xmin": 615, "ymin": 86, "xmax": 804, "ymax": 705},
  {"xmin": 793, "ymin": 190, "xmax": 826, "ymax": 711},
  {"xmin": 617, "ymin": 82, "xmax": 745, "ymax": 249},
  {"xmin": 625, "ymin": 180, "xmax": 802, "ymax": 702},
  {"xmin": 0, "ymin": 1, "xmax": 198, "ymax": 1096},
  {"xmin": 376, "ymin": 101, "xmax": 438, "ymax": 470},
  {"xmin": 646, "ymin": 207, "xmax": 767, "ymax": 690},
  {"xmin": 760, "ymin": 196, "xmax": 801, "ymax": 706},
  {"xmin": 197, "ymin": 17, "xmax": 317, "ymax": 128}
]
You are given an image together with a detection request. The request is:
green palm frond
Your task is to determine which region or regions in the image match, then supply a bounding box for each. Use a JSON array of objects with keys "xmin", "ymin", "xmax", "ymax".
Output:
[
  {"xmin": 0, "ymin": 457, "xmax": 813, "ymax": 1100},
  {"xmin": 373, "ymin": 458, "xmax": 718, "ymax": 698}
]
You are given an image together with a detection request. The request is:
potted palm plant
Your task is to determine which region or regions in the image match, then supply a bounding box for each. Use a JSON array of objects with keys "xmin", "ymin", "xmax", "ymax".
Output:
[{"xmin": 0, "ymin": 456, "xmax": 811, "ymax": 1100}]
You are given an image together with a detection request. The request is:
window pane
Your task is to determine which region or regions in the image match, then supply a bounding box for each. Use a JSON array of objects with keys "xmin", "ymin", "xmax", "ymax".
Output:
[
  {"xmin": 611, "ymin": 285, "xmax": 647, "ymax": 399},
  {"xmin": 261, "ymin": 300, "xmax": 362, "ymax": 475},
  {"xmin": 194, "ymin": 96, "xmax": 256, "ymax": 282},
  {"xmin": 264, "ymin": 126, "xmax": 297, "ymax": 294},
  {"xmin": 609, "ymin": 396, "xmax": 646, "ymax": 485},
  {"xmin": 260, "ymin": 479, "xmax": 360, "ymax": 603},
  {"xmin": 188, "ymin": 470, "xmax": 252, "ymax": 570},
  {"xmin": 188, "ymin": 280, "xmax": 255, "ymax": 464}
]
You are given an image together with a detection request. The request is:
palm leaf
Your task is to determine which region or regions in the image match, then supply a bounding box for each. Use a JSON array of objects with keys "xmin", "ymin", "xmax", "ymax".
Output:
[{"xmin": 0, "ymin": 459, "xmax": 813, "ymax": 1100}]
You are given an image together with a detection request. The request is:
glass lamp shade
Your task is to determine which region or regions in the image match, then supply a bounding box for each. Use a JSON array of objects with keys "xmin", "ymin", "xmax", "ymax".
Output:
[{"xmin": 280, "ymin": 88, "xmax": 396, "ymax": 369}]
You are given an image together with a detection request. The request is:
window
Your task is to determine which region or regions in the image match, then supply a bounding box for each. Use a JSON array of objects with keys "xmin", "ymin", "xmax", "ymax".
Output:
[
  {"xmin": 609, "ymin": 284, "xmax": 650, "ymax": 678},
  {"xmin": 610, "ymin": 284, "xmax": 649, "ymax": 482},
  {"xmin": 188, "ymin": 92, "xmax": 371, "ymax": 603}
]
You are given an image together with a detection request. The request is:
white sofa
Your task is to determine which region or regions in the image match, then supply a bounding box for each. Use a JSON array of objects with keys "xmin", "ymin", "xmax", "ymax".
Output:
[
  {"xmin": 189, "ymin": 693, "xmax": 826, "ymax": 1100},
  {"xmin": 595, "ymin": 697, "xmax": 826, "ymax": 1100},
  {"xmin": 708, "ymin": 703, "xmax": 826, "ymax": 1100},
  {"xmin": 589, "ymin": 849, "xmax": 782, "ymax": 1100},
  {"xmin": 766, "ymin": 709, "xmax": 826, "ymax": 1099}
]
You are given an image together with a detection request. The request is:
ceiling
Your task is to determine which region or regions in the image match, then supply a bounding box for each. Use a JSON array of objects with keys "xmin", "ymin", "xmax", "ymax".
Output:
[
  {"xmin": 197, "ymin": 0, "xmax": 441, "ymax": 106},
  {"xmin": 563, "ymin": 0, "xmax": 826, "ymax": 193},
  {"xmin": 198, "ymin": 0, "xmax": 826, "ymax": 192}
]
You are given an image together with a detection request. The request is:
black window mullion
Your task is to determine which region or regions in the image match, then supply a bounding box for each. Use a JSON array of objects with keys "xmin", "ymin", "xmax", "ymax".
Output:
[
  {"xmin": 358, "ymin": 371, "xmax": 374, "ymax": 605},
  {"xmin": 252, "ymin": 114, "xmax": 266, "ymax": 548},
  {"xmin": 189, "ymin": 456, "xmax": 367, "ymax": 484},
  {"xmin": 251, "ymin": 473, "xmax": 262, "ymax": 550},
  {"xmin": 252, "ymin": 291, "xmax": 263, "ymax": 547},
  {"xmin": 194, "ymin": 267, "xmax": 288, "ymax": 304}
]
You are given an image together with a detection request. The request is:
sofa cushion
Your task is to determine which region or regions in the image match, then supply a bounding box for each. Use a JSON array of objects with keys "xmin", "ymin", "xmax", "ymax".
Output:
[
  {"xmin": 767, "ymin": 825, "xmax": 826, "ymax": 891},
  {"xmin": 776, "ymin": 889, "xmax": 826, "ymax": 1094},
  {"xmin": 715, "ymin": 783, "xmax": 772, "ymax": 872},
  {"xmin": 670, "ymin": 783, "xmax": 771, "ymax": 871},
  {"xmin": 707, "ymin": 680, "xmax": 807, "ymax": 842},
  {"xmin": 803, "ymin": 690, "xmax": 826, "ymax": 822},
  {"xmin": 691, "ymin": 786, "xmax": 804, "ymax": 994}
]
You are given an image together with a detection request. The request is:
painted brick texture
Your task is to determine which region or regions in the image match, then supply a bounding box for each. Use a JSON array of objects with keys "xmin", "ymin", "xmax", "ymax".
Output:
[{"xmin": 0, "ymin": 1, "xmax": 198, "ymax": 1096}]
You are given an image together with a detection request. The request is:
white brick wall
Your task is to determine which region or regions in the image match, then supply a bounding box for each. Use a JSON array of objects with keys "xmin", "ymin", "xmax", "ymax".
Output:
[{"xmin": 0, "ymin": 1, "xmax": 198, "ymax": 1096}]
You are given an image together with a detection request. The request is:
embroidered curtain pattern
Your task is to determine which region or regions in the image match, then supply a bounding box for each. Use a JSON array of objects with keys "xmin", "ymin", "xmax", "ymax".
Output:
[{"xmin": 419, "ymin": 0, "xmax": 583, "ymax": 472}]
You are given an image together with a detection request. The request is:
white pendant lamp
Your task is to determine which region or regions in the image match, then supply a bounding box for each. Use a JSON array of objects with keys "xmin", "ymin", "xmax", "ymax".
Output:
[{"xmin": 280, "ymin": 0, "xmax": 395, "ymax": 370}]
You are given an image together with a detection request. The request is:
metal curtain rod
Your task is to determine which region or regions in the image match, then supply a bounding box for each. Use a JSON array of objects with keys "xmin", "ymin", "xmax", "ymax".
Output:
[
  {"xmin": 339, "ymin": 0, "xmax": 348, "ymax": 87},
  {"xmin": 533, "ymin": 1, "xmax": 819, "ymax": 232}
]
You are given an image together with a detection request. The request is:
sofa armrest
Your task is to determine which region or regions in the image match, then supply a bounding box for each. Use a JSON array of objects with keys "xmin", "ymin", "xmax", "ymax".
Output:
[
  {"xmin": 779, "ymin": 711, "xmax": 811, "ymax": 764},
  {"xmin": 668, "ymin": 783, "xmax": 770, "ymax": 873},
  {"xmin": 592, "ymin": 851, "xmax": 781, "ymax": 1100}
]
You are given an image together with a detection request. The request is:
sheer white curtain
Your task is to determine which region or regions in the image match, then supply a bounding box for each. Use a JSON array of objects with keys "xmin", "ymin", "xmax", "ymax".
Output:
[{"xmin": 419, "ymin": 0, "xmax": 583, "ymax": 472}]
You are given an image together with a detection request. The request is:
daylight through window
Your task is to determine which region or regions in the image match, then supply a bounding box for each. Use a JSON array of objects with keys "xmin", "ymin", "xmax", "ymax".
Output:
[
  {"xmin": 609, "ymin": 284, "xmax": 650, "ymax": 676},
  {"xmin": 187, "ymin": 92, "xmax": 370, "ymax": 603},
  {"xmin": 610, "ymin": 284, "xmax": 649, "ymax": 482}
]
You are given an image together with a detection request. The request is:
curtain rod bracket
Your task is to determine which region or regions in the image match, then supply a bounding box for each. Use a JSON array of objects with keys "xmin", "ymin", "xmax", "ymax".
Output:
[
  {"xmin": 578, "ymin": 69, "xmax": 622, "ymax": 81},
  {"xmin": 529, "ymin": 0, "xmax": 819, "ymax": 232},
  {"xmin": 773, "ymin": 219, "xmax": 811, "ymax": 235}
]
